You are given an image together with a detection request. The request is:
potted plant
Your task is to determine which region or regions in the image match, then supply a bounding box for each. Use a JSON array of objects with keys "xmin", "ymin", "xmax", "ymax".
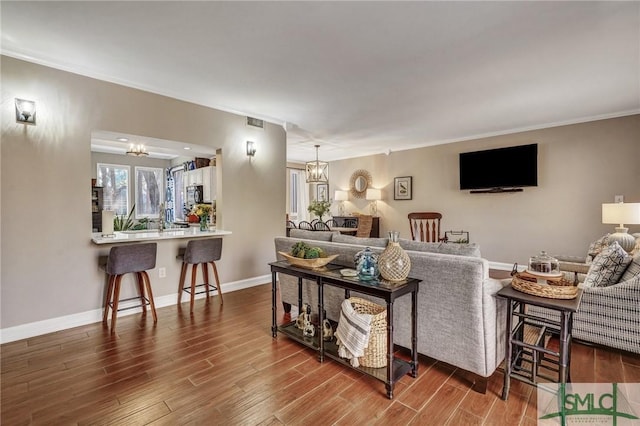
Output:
[
  {"xmin": 113, "ymin": 204, "xmax": 135, "ymax": 231},
  {"xmin": 307, "ymin": 199, "xmax": 332, "ymax": 222}
]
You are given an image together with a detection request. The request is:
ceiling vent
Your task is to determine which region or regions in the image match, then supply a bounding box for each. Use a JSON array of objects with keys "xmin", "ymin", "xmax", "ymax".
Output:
[{"xmin": 247, "ymin": 117, "xmax": 264, "ymax": 129}]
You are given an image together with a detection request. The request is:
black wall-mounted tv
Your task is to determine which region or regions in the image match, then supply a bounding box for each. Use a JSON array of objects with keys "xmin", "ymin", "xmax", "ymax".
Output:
[{"xmin": 459, "ymin": 143, "xmax": 538, "ymax": 192}]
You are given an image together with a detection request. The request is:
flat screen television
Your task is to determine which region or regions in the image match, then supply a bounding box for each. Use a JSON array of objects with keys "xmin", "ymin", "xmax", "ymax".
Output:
[{"xmin": 459, "ymin": 143, "xmax": 538, "ymax": 192}]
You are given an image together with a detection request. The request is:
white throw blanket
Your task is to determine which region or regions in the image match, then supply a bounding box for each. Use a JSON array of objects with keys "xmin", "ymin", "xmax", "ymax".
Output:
[{"xmin": 335, "ymin": 299, "xmax": 373, "ymax": 367}]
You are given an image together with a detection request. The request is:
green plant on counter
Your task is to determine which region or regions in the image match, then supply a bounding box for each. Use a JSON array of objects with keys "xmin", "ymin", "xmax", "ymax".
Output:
[
  {"xmin": 113, "ymin": 204, "xmax": 135, "ymax": 231},
  {"xmin": 307, "ymin": 199, "xmax": 332, "ymax": 221},
  {"xmin": 132, "ymin": 217, "xmax": 150, "ymax": 230}
]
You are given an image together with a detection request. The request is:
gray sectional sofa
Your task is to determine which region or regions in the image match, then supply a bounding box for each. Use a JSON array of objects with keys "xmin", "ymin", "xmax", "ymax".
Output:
[{"xmin": 275, "ymin": 229, "xmax": 509, "ymax": 392}]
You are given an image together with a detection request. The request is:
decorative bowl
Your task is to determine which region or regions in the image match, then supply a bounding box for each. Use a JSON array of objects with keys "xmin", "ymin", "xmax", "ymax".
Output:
[{"xmin": 278, "ymin": 252, "xmax": 338, "ymax": 269}]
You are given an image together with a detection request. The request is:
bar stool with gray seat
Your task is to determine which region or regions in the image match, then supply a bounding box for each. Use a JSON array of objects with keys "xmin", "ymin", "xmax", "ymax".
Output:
[
  {"xmin": 102, "ymin": 242, "xmax": 158, "ymax": 330},
  {"xmin": 177, "ymin": 238, "xmax": 224, "ymax": 312}
]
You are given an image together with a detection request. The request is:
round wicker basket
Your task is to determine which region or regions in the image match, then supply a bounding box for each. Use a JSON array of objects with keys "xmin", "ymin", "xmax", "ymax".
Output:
[
  {"xmin": 348, "ymin": 297, "xmax": 387, "ymax": 368},
  {"xmin": 511, "ymin": 273, "xmax": 578, "ymax": 299}
]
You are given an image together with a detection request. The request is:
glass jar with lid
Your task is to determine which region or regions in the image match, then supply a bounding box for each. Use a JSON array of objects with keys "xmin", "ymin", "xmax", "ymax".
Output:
[{"xmin": 528, "ymin": 251, "xmax": 560, "ymax": 275}]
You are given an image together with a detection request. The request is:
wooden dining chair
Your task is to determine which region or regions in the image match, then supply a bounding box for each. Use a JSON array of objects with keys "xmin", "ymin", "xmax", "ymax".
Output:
[
  {"xmin": 344, "ymin": 218, "xmax": 358, "ymax": 228},
  {"xmin": 313, "ymin": 221, "xmax": 331, "ymax": 231},
  {"xmin": 298, "ymin": 221, "xmax": 313, "ymax": 230},
  {"xmin": 286, "ymin": 220, "xmax": 296, "ymax": 236},
  {"xmin": 325, "ymin": 219, "xmax": 338, "ymax": 228},
  {"xmin": 355, "ymin": 215, "xmax": 373, "ymax": 238},
  {"xmin": 408, "ymin": 212, "xmax": 444, "ymax": 242}
]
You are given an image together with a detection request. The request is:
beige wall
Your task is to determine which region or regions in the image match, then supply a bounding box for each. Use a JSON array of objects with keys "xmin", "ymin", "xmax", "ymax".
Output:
[
  {"xmin": 328, "ymin": 115, "xmax": 640, "ymax": 264},
  {"xmin": 1, "ymin": 56, "xmax": 286, "ymax": 329}
]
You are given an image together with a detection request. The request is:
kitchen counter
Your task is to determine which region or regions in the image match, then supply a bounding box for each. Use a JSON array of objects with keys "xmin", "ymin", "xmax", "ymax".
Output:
[{"xmin": 91, "ymin": 228, "xmax": 231, "ymax": 245}]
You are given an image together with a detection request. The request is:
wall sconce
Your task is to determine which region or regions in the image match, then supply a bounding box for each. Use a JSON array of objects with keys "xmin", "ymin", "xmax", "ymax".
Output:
[
  {"xmin": 246, "ymin": 140, "xmax": 256, "ymax": 157},
  {"xmin": 15, "ymin": 98, "xmax": 36, "ymax": 125},
  {"xmin": 334, "ymin": 190, "xmax": 348, "ymax": 216},
  {"xmin": 366, "ymin": 188, "xmax": 382, "ymax": 216}
]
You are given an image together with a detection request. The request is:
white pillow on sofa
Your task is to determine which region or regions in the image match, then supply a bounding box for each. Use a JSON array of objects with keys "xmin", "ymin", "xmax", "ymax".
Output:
[{"xmin": 583, "ymin": 241, "xmax": 632, "ymax": 287}]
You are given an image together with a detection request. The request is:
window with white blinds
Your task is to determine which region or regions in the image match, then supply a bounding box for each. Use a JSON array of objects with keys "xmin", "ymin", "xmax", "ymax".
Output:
[{"xmin": 96, "ymin": 163, "xmax": 130, "ymax": 216}]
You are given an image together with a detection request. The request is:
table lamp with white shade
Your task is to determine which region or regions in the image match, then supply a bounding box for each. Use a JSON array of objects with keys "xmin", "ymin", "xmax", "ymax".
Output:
[
  {"xmin": 602, "ymin": 202, "xmax": 640, "ymax": 252},
  {"xmin": 334, "ymin": 190, "xmax": 348, "ymax": 216},
  {"xmin": 366, "ymin": 188, "xmax": 382, "ymax": 216}
]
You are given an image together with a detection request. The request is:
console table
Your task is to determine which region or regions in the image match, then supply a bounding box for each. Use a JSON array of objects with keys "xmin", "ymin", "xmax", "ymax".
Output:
[
  {"xmin": 270, "ymin": 260, "xmax": 420, "ymax": 399},
  {"xmin": 497, "ymin": 284, "xmax": 583, "ymax": 400},
  {"xmin": 332, "ymin": 216, "xmax": 380, "ymax": 238}
]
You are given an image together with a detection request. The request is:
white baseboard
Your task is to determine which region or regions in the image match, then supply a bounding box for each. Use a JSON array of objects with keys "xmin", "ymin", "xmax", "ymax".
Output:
[{"xmin": 0, "ymin": 275, "xmax": 270, "ymax": 344}]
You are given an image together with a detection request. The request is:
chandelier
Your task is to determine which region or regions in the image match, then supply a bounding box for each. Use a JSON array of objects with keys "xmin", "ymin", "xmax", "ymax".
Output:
[
  {"xmin": 305, "ymin": 145, "xmax": 329, "ymax": 183},
  {"xmin": 126, "ymin": 144, "xmax": 149, "ymax": 157}
]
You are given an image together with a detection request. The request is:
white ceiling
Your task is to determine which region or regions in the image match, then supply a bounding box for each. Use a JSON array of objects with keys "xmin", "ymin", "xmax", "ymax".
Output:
[{"xmin": 2, "ymin": 1, "xmax": 638, "ymax": 162}]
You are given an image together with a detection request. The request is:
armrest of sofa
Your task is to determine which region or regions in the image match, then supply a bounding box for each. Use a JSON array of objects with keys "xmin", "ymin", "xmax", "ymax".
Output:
[
  {"xmin": 554, "ymin": 256, "xmax": 590, "ymax": 284},
  {"xmin": 574, "ymin": 275, "xmax": 640, "ymax": 353},
  {"xmin": 558, "ymin": 261, "xmax": 590, "ymax": 274},
  {"xmin": 554, "ymin": 254, "xmax": 588, "ymax": 263},
  {"xmin": 581, "ymin": 275, "xmax": 640, "ymax": 295}
]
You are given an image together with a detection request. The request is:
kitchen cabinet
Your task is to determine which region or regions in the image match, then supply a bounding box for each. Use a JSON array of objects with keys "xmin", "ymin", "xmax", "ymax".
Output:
[
  {"xmin": 183, "ymin": 166, "xmax": 216, "ymax": 203},
  {"xmin": 201, "ymin": 166, "xmax": 217, "ymax": 202},
  {"xmin": 185, "ymin": 168, "xmax": 203, "ymax": 187}
]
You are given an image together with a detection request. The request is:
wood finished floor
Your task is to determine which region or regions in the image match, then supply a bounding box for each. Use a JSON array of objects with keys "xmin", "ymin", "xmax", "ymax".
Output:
[{"xmin": 2, "ymin": 283, "xmax": 639, "ymax": 425}]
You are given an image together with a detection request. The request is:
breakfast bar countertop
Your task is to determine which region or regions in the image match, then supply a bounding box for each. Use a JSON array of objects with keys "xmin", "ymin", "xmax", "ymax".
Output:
[{"xmin": 91, "ymin": 228, "xmax": 232, "ymax": 245}]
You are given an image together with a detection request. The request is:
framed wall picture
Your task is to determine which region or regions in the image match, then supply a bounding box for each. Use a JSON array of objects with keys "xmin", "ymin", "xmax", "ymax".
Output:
[
  {"xmin": 394, "ymin": 176, "xmax": 412, "ymax": 200},
  {"xmin": 317, "ymin": 183, "xmax": 328, "ymax": 201}
]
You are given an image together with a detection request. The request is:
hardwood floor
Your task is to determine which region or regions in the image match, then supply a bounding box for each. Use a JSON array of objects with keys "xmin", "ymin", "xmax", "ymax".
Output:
[{"xmin": 2, "ymin": 283, "xmax": 638, "ymax": 425}]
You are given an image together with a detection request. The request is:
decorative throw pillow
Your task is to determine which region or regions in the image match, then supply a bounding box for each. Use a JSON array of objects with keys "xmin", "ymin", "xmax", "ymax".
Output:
[
  {"xmin": 620, "ymin": 253, "xmax": 640, "ymax": 282},
  {"xmin": 629, "ymin": 237, "xmax": 640, "ymax": 256},
  {"xmin": 583, "ymin": 242, "xmax": 632, "ymax": 287},
  {"xmin": 586, "ymin": 234, "xmax": 610, "ymax": 264}
]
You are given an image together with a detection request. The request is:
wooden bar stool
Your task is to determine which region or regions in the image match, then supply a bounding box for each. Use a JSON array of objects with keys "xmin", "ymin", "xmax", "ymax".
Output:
[
  {"xmin": 177, "ymin": 238, "xmax": 223, "ymax": 312},
  {"xmin": 101, "ymin": 243, "xmax": 158, "ymax": 330}
]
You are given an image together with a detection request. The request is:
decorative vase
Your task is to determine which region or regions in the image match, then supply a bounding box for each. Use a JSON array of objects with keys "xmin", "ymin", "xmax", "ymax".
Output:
[
  {"xmin": 355, "ymin": 247, "xmax": 379, "ymax": 281},
  {"xmin": 199, "ymin": 215, "xmax": 208, "ymax": 231},
  {"xmin": 378, "ymin": 231, "xmax": 411, "ymax": 282}
]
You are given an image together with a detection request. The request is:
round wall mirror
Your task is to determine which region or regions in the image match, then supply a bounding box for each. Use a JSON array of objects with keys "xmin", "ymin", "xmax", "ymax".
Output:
[{"xmin": 349, "ymin": 169, "xmax": 372, "ymax": 199}]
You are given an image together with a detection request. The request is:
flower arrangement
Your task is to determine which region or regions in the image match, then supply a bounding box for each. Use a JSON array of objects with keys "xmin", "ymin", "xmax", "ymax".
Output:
[
  {"xmin": 190, "ymin": 204, "xmax": 213, "ymax": 231},
  {"xmin": 190, "ymin": 203, "xmax": 213, "ymax": 219},
  {"xmin": 307, "ymin": 199, "xmax": 332, "ymax": 221}
]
